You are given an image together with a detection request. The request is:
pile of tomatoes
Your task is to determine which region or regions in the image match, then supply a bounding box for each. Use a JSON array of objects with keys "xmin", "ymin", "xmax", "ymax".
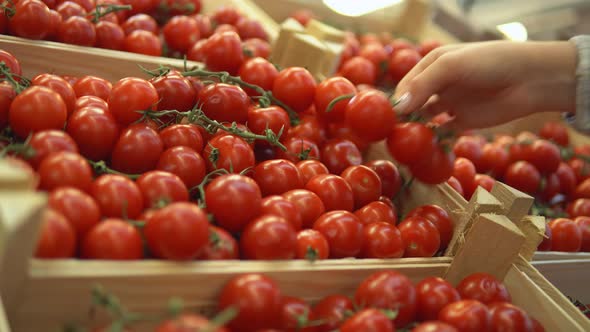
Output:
[
  {"xmin": 91, "ymin": 271, "xmax": 545, "ymax": 332},
  {"xmin": 0, "ymin": 46, "xmax": 454, "ymax": 261},
  {"xmin": 447, "ymin": 121, "xmax": 590, "ymax": 253}
]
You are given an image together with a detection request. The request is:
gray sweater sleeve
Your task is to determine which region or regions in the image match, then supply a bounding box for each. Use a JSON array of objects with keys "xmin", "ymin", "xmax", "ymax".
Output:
[{"xmin": 569, "ymin": 36, "xmax": 590, "ymax": 132}]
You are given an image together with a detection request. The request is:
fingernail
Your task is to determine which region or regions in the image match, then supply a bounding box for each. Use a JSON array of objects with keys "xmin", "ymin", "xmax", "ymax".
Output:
[{"xmin": 394, "ymin": 92, "xmax": 412, "ymax": 114}]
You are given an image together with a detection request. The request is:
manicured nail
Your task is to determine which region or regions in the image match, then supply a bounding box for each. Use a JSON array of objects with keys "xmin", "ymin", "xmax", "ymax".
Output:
[{"xmin": 394, "ymin": 92, "xmax": 412, "ymax": 114}]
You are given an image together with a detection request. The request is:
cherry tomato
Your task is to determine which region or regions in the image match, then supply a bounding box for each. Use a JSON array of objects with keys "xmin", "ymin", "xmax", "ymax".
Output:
[
  {"xmin": 136, "ymin": 170, "xmax": 188, "ymax": 208},
  {"xmin": 157, "ymin": 146, "xmax": 206, "ymax": 189},
  {"xmin": 488, "ymin": 302, "xmax": 534, "ymax": 332},
  {"xmin": 48, "ymin": 187, "xmax": 100, "ymax": 238},
  {"xmin": 197, "ymin": 226, "xmax": 239, "ymax": 260},
  {"xmin": 248, "ymin": 106, "xmax": 291, "ymax": 141},
  {"xmin": 31, "ymin": 73, "xmax": 76, "ymax": 115},
  {"xmin": 27, "ymin": 130, "xmax": 78, "ymax": 169},
  {"xmin": 345, "ymin": 90, "xmax": 396, "ymax": 142},
  {"xmin": 531, "ymin": 318, "xmax": 546, "ymax": 332},
  {"xmin": 361, "ymin": 221, "xmax": 404, "ymax": 258},
  {"xmin": 124, "ymin": 30, "xmax": 162, "ymax": 56},
  {"xmin": 504, "ymin": 161, "xmax": 541, "ymax": 194},
  {"xmin": 389, "ymin": 38, "xmax": 415, "ymax": 55},
  {"xmin": 398, "ymin": 216, "xmax": 441, "ymax": 257},
  {"xmin": 66, "ymin": 106, "xmax": 120, "ymax": 161},
  {"xmin": 276, "ymin": 137, "xmax": 321, "ymax": 163},
  {"xmin": 235, "ymin": 17, "xmax": 267, "ymax": 40},
  {"xmin": 364, "ymin": 159, "xmax": 402, "ymax": 198},
  {"xmin": 453, "ymin": 157, "xmax": 476, "ymax": 198},
  {"xmin": 474, "ymin": 174, "xmax": 495, "ymax": 193},
  {"xmin": 161, "ymin": 0, "xmax": 201, "ymax": 15},
  {"xmin": 389, "ymin": 48, "xmax": 422, "ymax": 81},
  {"xmin": 556, "ymin": 162, "xmax": 576, "ymax": 197},
  {"xmin": 260, "ymin": 195, "xmax": 302, "ymax": 231},
  {"xmin": 567, "ymin": 198, "xmax": 590, "ymax": 218},
  {"xmin": 38, "ymin": 151, "xmax": 92, "ymax": 192},
  {"xmin": 218, "ymin": 274, "xmax": 282, "ymax": 332},
  {"xmin": 282, "ymin": 189, "xmax": 325, "ymax": 229},
  {"xmin": 253, "ymin": 159, "xmax": 302, "ymax": 196},
  {"xmin": 525, "ymin": 139, "xmax": 561, "ymax": 174},
  {"xmin": 155, "ymin": 314, "xmax": 226, "ymax": 332},
  {"xmin": 241, "ymin": 215, "xmax": 297, "ymax": 260},
  {"xmin": 360, "ymin": 42, "xmax": 389, "ymax": 68},
  {"xmin": 34, "ymin": 209, "xmax": 76, "ymax": 258},
  {"xmin": 10, "ymin": 0, "xmax": 52, "ymax": 40},
  {"xmin": 453, "ymin": 136, "xmax": 484, "ymax": 169},
  {"xmin": 313, "ymin": 210, "xmax": 363, "ymax": 258},
  {"xmin": 340, "ymin": 308, "xmax": 394, "ymax": 332},
  {"xmin": 407, "ymin": 205, "xmax": 452, "ymax": 250},
  {"xmin": 354, "ymin": 200, "xmax": 397, "ymax": 225},
  {"xmin": 91, "ymin": 174, "xmax": 144, "ymax": 219},
  {"xmin": 81, "ymin": 219, "xmax": 143, "ymax": 259},
  {"xmin": 159, "ymin": 124, "xmax": 203, "ymax": 153},
  {"xmin": 314, "ymin": 77, "xmax": 357, "ymax": 122},
  {"xmin": 203, "ymin": 31, "xmax": 244, "ymax": 74},
  {"xmin": 238, "ymin": 57, "xmax": 278, "ymax": 96},
  {"xmin": 355, "ymin": 270, "xmax": 417, "ymax": 327},
  {"xmin": 305, "ymin": 174, "xmax": 354, "ymax": 211},
  {"xmin": 108, "ymin": 77, "xmax": 158, "ymax": 126},
  {"xmin": 212, "ymin": 5, "xmax": 242, "ymax": 25},
  {"xmin": 273, "ymin": 67, "xmax": 317, "ymax": 113},
  {"xmin": 411, "ymin": 146, "xmax": 455, "ymax": 185},
  {"xmin": 456, "ymin": 273, "xmax": 511, "ymax": 304},
  {"xmin": 311, "ymin": 295, "xmax": 353, "ymax": 332},
  {"xmin": 447, "ymin": 176, "xmax": 464, "ymax": 197},
  {"xmin": 290, "ymin": 9, "xmax": 314, "ymax": 26},
  {"xmin": 537, "ymin": 223, "xmax": 552, "ymax": 251},
  {"xmin": 0, "ymin": 82, "xmax": 15, "ymax": 129},
  {"xmin": 479, "ymin": 143, "xmax": 510, "ymax": 177},
  {"xmin": 205, "ymin": 174, "xmax": 262, "ymax": 233},
  {"xmin": 439, "ymin": 300, "xmax": 491, "ymax": 332},
  {"xmin": 340, "ymin": 165, "xmax": 382, "ymax": 209},
  {"xmin": 203, "ymin": 134, "xmax": 255, "ymax": 173},
  {"xmin": 321, "ymin": 139, "xmax": 362, "ymax": 175},
  {"xmin": 58, "ymin": 16, "xmax": 96, "ymax": 46},
  {"xmin": 279, "ymin": 296, "xmax": 313, "ymax": 332},
  {"xmin": 95, "ymin": 21, "xmax": 125, "ymax": 50},
  {"xmin": 9, "ymin": 86, "xmax": 67, "ymax": 139},
  {"xmin": 387, "ymin": 122, "xmax": 435, "ymax": 165},
  {"xmin": 539, "ymin": 121, "xmax": 569, "ymax": 146},
  {"xmin": 0, "ymin": 50, "xmax": 22, "ymax": 79},
  {"xmin": 296, "ymin": 160, "xmax": 329, "ymax": 185},
  {"xmin": 574, "ymin": 216, "xmax": 590, "ymax": 252},
  {"xmin": 120, "ymin": 0, "xmax": 157, "ymax": 15},
  {"xmin": 339, "ymin": 56, "xmax": 377, "ymax": 85},
  {"xmin": 412, "ymin": 321, "xmax": 459, "ymax": 332},
  {"xmin": 192, "ymin": 13, "xmax": 212, "ymax": 37},
  {"xmin": 296, "ymin": 229, "xmax": 329, "ymax": 260},
  {"xmin": 111, "ymin": 123, "xmax": 164, "ymax": 174},
  {"xmin": 198, "ymin": 83, "xmax": 249, "ymax": 124},
  {"xmin": 548, "ymin": 218, "xmax": 582, "ymax": 252},
  {"xmin": 121, "ymin": 13, "xmax": 158, "ymax": 35},
  {"xmin": 73, "ymin": 75, "xmax": 112, "ymax": 100},
  {"xmin": 416, "ymin": 277, "xmax": 460, "ymax": 321},
  {"xmin": 150, "ymin": 74, "xmax": 196, "ymax": 113},
  {"xmin": 162, "ymin": 15, "xmax": 200, "ymax": 52},
  {"xmin": 285, "ymin": 114, "xmax": 326, "ymax": 145}
]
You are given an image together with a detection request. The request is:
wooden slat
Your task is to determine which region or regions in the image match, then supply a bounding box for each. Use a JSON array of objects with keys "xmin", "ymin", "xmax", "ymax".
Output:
[
  {"xmin": 532, "ymin": 259, "xmax": 590, "ymax": 304},
  {"xmin": 490, "ymin": 182, "xmax": 534, "ymax": 224},
  {"xmin": 517, "ymin": 216, "xmax": 546, "ymax": 260}
]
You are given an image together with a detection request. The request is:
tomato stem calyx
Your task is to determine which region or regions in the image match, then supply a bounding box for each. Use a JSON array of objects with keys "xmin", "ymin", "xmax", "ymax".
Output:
[
  {"xmin": 0, "ymin": 62, "xmax": 30, "ymax": 94},
  {"xmin": 88, "ymin": 160, "xmax": 141, "ymax": 180},
  {"xmin": 325, "ymin": 94, "xmax": 354, "ymax": 113},
  {"xmin": 88, "ymin": 4, "xmax": 132, "ymax": 23}
]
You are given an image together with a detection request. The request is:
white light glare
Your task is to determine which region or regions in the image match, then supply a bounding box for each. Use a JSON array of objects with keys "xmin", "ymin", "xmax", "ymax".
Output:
[
  {"xmin": 322, "ymin": 0, "xmax": 404, "ymax": 17},
  {"xmin": 497, "ymin": 22, "xmax": 528, "ymax": 41}
]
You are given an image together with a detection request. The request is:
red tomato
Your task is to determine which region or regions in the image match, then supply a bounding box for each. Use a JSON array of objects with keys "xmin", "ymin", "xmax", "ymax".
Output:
[
  {"xmin": 504, "ymin": 161, "xmax": 541, "ymax": 194},
  {"xmin": 283, "ymin": 189, "xmax": 325, "ymax": 229},
  {"xmin": 387, "ymin": 122, "xmax": 435, "ymax": 165},
  {"xmin": 31, "ymin": 74, "xmax": 76, "ymax": 115},
  {"xmin": 124, "ymin": 30, "xmax": 162, "ymax": 56},
  {"xmin": 407, "ymin": 205, "xmax": 452, "ymax": 250},
  {"xmin": 412, "ymin": 321, "xmax": 459, "ymax": 332},
  {"xmin": 212, "ymin": 5, "xmax": 242, "ymax": 25},
  {"xmin": 447, "ymin": 176, "xmax": 464, "ymax": 197},
  {"xmin": 296, "ymin": 160, "xmax": 329, "ymax": 185},
  {"xmin": 568, "ymin": 158, "xmax": 590, "ymax": 183},
  {"xmin": 0, "ymin": 50, "xmax": 22, "ymax": 78},
  {"xmin": 305, "ymin": 174, "xmax": 354, "ymax": 211},
  {"xmin": 567, "ymin": 198, "xmax": 590, "ymax": 218},
  {"xmin": 339, "ymin": 56, "xmax": 377, "ymax": 85},
  {"xmin": 364, "ymin": 159, "xmax": 402, "ymax": 198},
  {"xmin": 150, "ymin": 74, "xmax": 196, "ymax": 113},
  {"xmin": 389, "ymin": 48, "xmax": 422, "ymax": 81},
  {"xmin": 314, "ymin": 76, "xmax": 357, "ymax": 122},
  {"xmin": 296, "ymin": 229, "xmax": 329, "ymax": 260},
  {"xmin": 136, "ymin": 170, "xmax": 188, "ymax": 208},
  {"xmin": 58, "ymin": 16, "xmax": 96, "ymax": 46},
  {"xmin": 248, "ymin": 106, "xmax": 291, "ymax": 141},
  {"xmin": 253, "ymin": 159, "xmax": 302, "ymax": 196},
  {"xmin": 479, "ymin": 143, "xmax": 510, "ymax": 177},
  {"xmin": 272, "ymin": 67, "xmax": 317, "ymax": 113},
  {"xmin": 48, "ymin": 187, "xmax": 100, "ymax": 238},
  {"xmin": 548, "ymin": 218, "xmax": 582, "ymax": 252},
  {"xmin": 340, "ymin": 308, "xmax": 394, "ymax": 332},
  {"xmin": 10, "ymin": 0, "xmax": 52, "ymax": 40},
  {"xmin": 108, "ymin": 77, "xmax": 158, "ymax": 126},
  {"xmin": 488, "ymin": 302, "xmax": 534, "ymax": 332},
  {"xmin": 474, "ymin": 174, "xmax": 496, "ymax": 193},
  {"xmin": 354, "ymin": 270, "xmax": 417, "ymax": 327},
  {"xmin": 203, "ymin": 134, "xmax": 255, "ymax": 173},
  {"xmin": 361, "ymin": 221, "xmax": 404, "ymax": 258},
  {"xmin": 196, "ymin": 226, "xmax": 239, "ymax": 260},
  {"xmin": 0, "ymin": 82, "xmax": 15, "ymax": 129},
  {"xmin": 354, "ymin": 201, "xmax": 397, "ymax": 225},
  {"xmin": 9, "ymin": 86, "xmax": 67, "ymax": 138},
  {"xmin": 27, "ymin": 130, "xmax": 78, "ymax": 169},
  {"xmin": 81, "ymin": 219, "xmax": 143, "ymax": 259},
  {"xmin": 73, "ymin": 75, "xmax": 112, "ymax": 100},
  {"xmin": 34, "ymin": 209, "xmax": 76, "ymax": 258},
  {"xmin": 398, "ymin": 216, "xmax": 441, "ymax": 257},
  {"xmin": 218, "ymin": 274, "xmax": 282, "ymax": 332},
  {"xmin": 91, "ymin": 174, "xmax": 144, "ymax": 219},
  {"xmin": 290, "ymin": 9, "xmax": 314, "ymax": 26},
  {"xmin": 525, "ymin": 139, "xmax": 561, "ymax": 174},
  {"xmin": 341, "ymin": 165, "xmax": 382, "ymax": 209},
  {"xmin": 161, "ymin": 0, "xmax": 201, "ymax": 15},
  {"xmin": 121, "ymin": 13, "xmax": 158, "ymax": 35},
  {"xmin": 285, "ymin": 114, "xmax": 326, "ymax": 145},
  {"xmin": 241, "ymin": 215, "xmax": 297, "ymax": 260},
  {"xmin": 439, "ymin": 300, "xmax": 491, "ymax": 332},
  {"xmin": 66, "ymin": 106, "xmax": 119, "ymax": 161},
  {"xmin": 157, "ymin": 146, "xmax": 206, "ymax": 189},
  {"xmin": 279, "ymin": 296, "xmax": 313, "ymax": 332},
  {"xmin": 539, "ymin": 121, "xmax": 569, "ymax": 146},
  {"xmin": 416, "ymin": 277, "xmax": 460, "ymax": 321},
  {"xmin": 453, "ymin": 157, "xmax": 476, "ymax": 198},
  {"xmin": 360, "ymin": 42, "xmax": 389, "ymax": 68},
  {"xmin": 95, "ymin": 21, "xmax": 125, "ymax": 50},
  {"xmin": 313, "ymin": 210, "xmax": 363, "ymax": 258},
  {"xmin": 410, "ymin": 146, "xmax": 455, "ymax": 185},
  {"xmin": 242, "ymin": 37, "xmax": 271, "ymax": 59},
  {"xmin": 204, "ymin": 31, "xmax": 244, "ymax": 74},
  {"xmin": 453, "ymin": 136, "xmax": 484, "ymax": 169},
  {"xmin": 192, "ymin": 13, "xmax": 212, "ymax": 38},
  {"xmin": 277, "ymin": 137, "xmax": 321, "ymax": 163},
  {"xmin": 155, "ymin": 314, "xmax": 226, "ymax": 332},
  {"xmin": 575, "ymin": 178, "xmax": 590, "ymax": 199},
  {"xmin": 38, "ymin": 151, "xmax": 92, "ymax": 192},
  {"xmin": 556, "ymin": 162, "xmax": 576, "ymax": 197},
  {"xmin": 389, "ymin": 38, "xmax": 415, "ymax": 55},
  {"xmin": 162, "ymin": 15, "xmax": 200, "ymax": 52},
  {"xmin": 144, "ymin": 202, "xmax": 209, "ymax": 260},
  {"xmin": 575, "ymin": 216, "xmax": 590, "ymax": 252},
  {"xmin": 311, "ymin": 295, "xmax": 354, "ymax": 332},
  {"xmin": 321, "ymin": 139, "xmax": 362, "ymax": 175},
  {"xmin": 199, "ymin": 83, "xmax": 250, "ymax": 124},
  {"xmin": 235, "ymin": 17, "xmax": 267, "ymax": 40},
  {"xmin": 159, "ymin": 124, "xmax": 203, "ymax": 152},
  {"xmin": 260, "ymin": 195, "xmax": 302, "ymax": 231},
  {"xmin": 537, "ymin": 223, "xmax": 552, "ymax": 251},
  {"xmin": 111, "ymin": 123, "xmax": 164, "ymax": 174},
  {"xmin": 120, "ymin": 0, "xmax": 158, "ymax": 15},
  {"xmin": 456, "ymin": 273, "xmax": 511, "ymax": 304},
  {"xmin": 205, "ymin": 174, "xmax": 262, "ymax": 233},
  {"xmin": 238, "ymin": 57, "xmax": 278, "ymax": 96},
  {"xmin": 344, "ymin": 90, "xmax": 396, "ymax": 142},
  {"xmin": 531, "ymin": 318, "xmax": 546, "ymax": 332}
]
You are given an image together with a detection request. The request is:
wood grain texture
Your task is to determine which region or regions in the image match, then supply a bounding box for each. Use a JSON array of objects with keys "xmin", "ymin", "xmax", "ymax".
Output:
[
  {"xmin": 490, "ymin": 182, "xmax": 534, "ymax": 224},
  {"xmin": 517, "ymin": 216, "xmax": 546, "ymax": 260}
]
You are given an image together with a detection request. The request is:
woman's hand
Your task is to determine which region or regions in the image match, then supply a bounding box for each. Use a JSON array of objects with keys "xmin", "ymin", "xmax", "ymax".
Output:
[{"xmin": 393, "ymin": 41, "xmax": 578, "ymax": 130}]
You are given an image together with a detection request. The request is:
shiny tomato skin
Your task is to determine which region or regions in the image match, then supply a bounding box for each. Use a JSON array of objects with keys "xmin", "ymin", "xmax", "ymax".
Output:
[
  {"xmin": 260, "ymin": 195, "xmax": 303, "ymax": 231},
  {"xmin": 144, "ymin": 202, "xmax": 209, "ymax": 260},
  {"xmin": 311, "ymin": 295, "xmax": 354, "ymax": 332},
  {"xmin": 157, "ymin": 146, "xmax": 206, "ymax": 190},
  {"xmin": 574, "ymin": 178, "xmax": 590, "ymax": 199},
  {"xmin": 203, "ymin": 134, "xmax": 255, "ymax": 173},
  {"xmin": 272, "ymin": 67, "xmax": 317, "ymax": 113},
  {"xmin": 344, "ymin": 90, "xmax": 396, "ymax": 142},
  {"xmin": 479, "ymin": 143, "xmax": 510, "ymax": 177},
  {"xmin": 124, "ymin": 30, "xmax": 162, "ymax": 56},
  {"xmin": 34, "ymin": 209, "xmax": 76, "ymax": 258},
  {"xmin": 38, "ymin": 151, "xmax": 93, "ymax": 192},
  {"xmin": 339, "ymin": 308, "xmax": 394, "ymax": 332},
  {"xmin": 548, "ymin": 218, "xmax": 582, "ymax": 252},
  {"xmin": 296, "ymin": 229, "xmax": 329, "ymax": 260},
  {"xmin": 438, "ymin": 300, "xmax": 491, "ymax": 332},
  {"xmin": 321, "ymin": 139, "xmax": 362, "ymax": 175},
  {"xmin": 364, "ymin": 159, "xmax": 402, "ymax": 198},
  {"xmin": 539, "ymin": 121, "xmax": 569, "ymax": 146},
  {"xmin": 474, "ymin": 174, "xmax": 495, "ymax": 193},
  {"xmin": 279, "ymin": 296, "xmax": 313, "ymax": 332},
  {"xmin": 108, "ymin": 77, "xmax": 158, "ymax": 126},
  {"xmin": 10, "ymin": 0, "xmax": 52, "ymax": 40},
  {"xmin": 236, "ymin": 17, "xmax": 267, "ymax": 40},
  {"xmin": 387, "ymin": 122, "xmax": 435, "ymax": 165},
  {"xmin": 406, "ymin": 205, "xmax": 453, "ymax": 250},
  {"xmin": 136, "ymin": 170, "xmax": 189, "ymax": 208},
  {"xmin": 238, "ymin": 57, "xmax": 278, "ymax": 96},
  {"xmin": 204, "ymin": 31, "xmax": 244, "ymax": 74},
  {"xmin": 277, "ymin": 137, "xmax": 321, "ymax": 163},
  {"xmin": 503, "ymin": 161, "xmax": 541, "ymax": 195},
  {"xmin": 66, "ymin": 106, "xmax": 119, "ymax": 161},
  {"xmin": 121, "ymin": 13, "xmax": 158, "ymax": 35},
  {"xmin": 526, "ymin": 139, "xmax": 561, "ymax": 174},
  {"xmin": 150, "ymin": 74, "xmax": 196, "ymax": 113},
  {"xmin": 162, "ymin": 15, "xmax": 200, "ymax": 52},
  {"xmin": 282, "ymin": 189, "xmax": 325, "ymax": 229},
  {"xmin": 556, "ymin": 162, "xmax": 577, "ymax": 197},
  {"xmin": 81, "ymin": 219, "xmax": 144, "ymax": 259},
  {"xmin": 247, "ymin": 105, "xmax": 291, "ymax": 139},
  {"xmin": 0, "ymin": 82, "xmax": 15, "ymax": 129},
  {"xmin": 339, "ymin": 56, "xmax": 377, "ymax": 85},
  {"xmin": 48, "ymin": 187, "xmax": 100, "ymax": 239},
  {"xmin": 159, "ymin": 124, "xmax": 204, "ymax": 152},
  {"xmin": 447, "ymin": 176, "xmax": 464, "ymax": 197},
  {"xmin": 412, "ymin": 321, "xmax": 459, "ymax": 332},
  {"xmin": 360, "ymin": 42, "xmax": 388, "ymax": 67},
  {"xmin": 456, "ymin": 273, "xmax": 511, "ymax": 305},
  {"xmin": 212, "ymin": 5, "xmax": 242, "ymax": 25},
  {"xmin": 361, "ymin": 221, "xmax": 404, "ymax": 258},
  {"xmin": 241, "ymin": 215, "xmax": 297, "ymax": 260},
  {"xmin": 354, "ymin": 270, "xmax": 417, "ymax": 327},
  {"xmin": 453, "ymin": 157, "xmax": 476, "ymax": 198},
  {"xmin": 341, "ymin": 165, "xmax": 382, "ymax": 209},
  {"xmin": 198, "ymin": 83, "xmax": 249, "ymax": 123},
  {"xmin": 197, "ymin": 226, "xmax": 239, "ymax": 260},
  {"xmin": 95, "ymin": 21, "xmax": 125, "ymax": 50},
  {"xmin": 416, "ymin": 277, "xmax": 461, "ymax": 321},
  {"xmin": 155, "ymin": 314, "xmax": 227, "ymax": 332},
  {"xmin": 410, "ymin": 146, "xmax": 455, "ymax": 185},
  {"xmin": 28, "ymin": 130, "xmax": 78, "ymax": 169},
  {"xmin": 305, "ymin": 174, "xmax": 354, "ymax": 212},
  {"xmin": 73, "ymin": 75, "xmax": 112, "ymax": 100},
  {"xmin": 0, "ymin": 50, "xmax": 22, "ymax": 78},
  {"xmin": 537, "ymin": 223, "xmax": 552, "ymax": 251},
  {"xmin": 205, "ymin": 174, "xmax": 262, "ymax": 233},
  {"xmin": 454, "ymin": 136, "xmax": 484, "ymax": 169},
  {"xmin": 575, "ymin": 216, "xmax": 590, "ymax": 252},
  {"xmin": 296, "ymin": 160, "xmax": 329, "ymax": 185},
  {"xmin": 398, "ymin": 216, "xmax": 441, "ymax": 257},
  {"xmin": 354, "ymin": 201, "xmax": 397, "ymax": 225},
  {"xmin": 567, "ymin": 198, "xmax": 590, "ymax": 218},
  {"xmin": 9, "ymin": 86, "xmax": 67, "ymax": 139},
  {"xmin": 488, "ymin": 302, "xmax": 534, "ymax": 332},
  {"xmin": 111, "ymin": 123, "xmax": 164, "ymax": 174},
  {"xmin": 91, "ymin": 174, "xmax": 144, "ymax": 219},
  {"xmin": 242, "ymin": 37, "xmax": 271, "ymax": 59},
  {"xmin": 285, "ymin": 114, "xmax": 326, "ymax": 145},
  {"xmin": 31, "ymin": 73, "xmax": 76, "ymax": 115},
  {"xmin": 253, "ymin": 159, "xmax": 303, "ymax": 196},
  {"xmin": 58, "ymin": 16, "xmax": 96, "ymax": 46},
  {"xmin": 314, "ymin": 76, "xmax": 357, "ymax": 122},
  {"xmin": 313, "ymin": 210, "xmax": 363, "ymax": 258},
  {"xmin": 389, "ymin": 48, "xmax": 422, "ymax": 82},
  {"xmin": 218, "ymin": 274, "xmax": 282, "ymax": 332}
]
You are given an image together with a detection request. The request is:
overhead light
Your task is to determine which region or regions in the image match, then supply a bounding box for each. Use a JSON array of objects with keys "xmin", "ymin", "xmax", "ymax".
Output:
[
  {"xmin": 496, "ymin": 22, "xmax": 528, "ymax": 41},
  {"xmin": 322, "ymin": 0, "xmax": 404, "ymax": 17}
]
